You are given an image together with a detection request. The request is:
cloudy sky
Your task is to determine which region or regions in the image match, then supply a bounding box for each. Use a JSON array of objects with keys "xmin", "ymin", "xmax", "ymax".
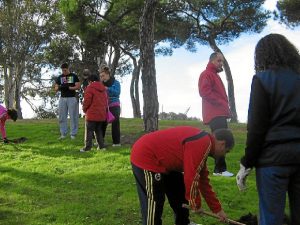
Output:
[
  {"xmin": 119, "ymin": 0, "xmax": 300, "ymax": 123},
  {"xmin": 20, "ymin": 0, "xmax": 300, "ymax": 122}
]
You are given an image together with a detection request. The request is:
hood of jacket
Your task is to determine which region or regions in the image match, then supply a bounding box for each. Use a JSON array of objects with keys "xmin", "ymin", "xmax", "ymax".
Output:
[{"xmin": 87, "ymin": 81, "xmax": 106, "ymax": 92}]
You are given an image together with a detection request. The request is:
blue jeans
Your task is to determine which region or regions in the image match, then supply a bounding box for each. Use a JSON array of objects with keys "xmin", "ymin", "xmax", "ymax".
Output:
[
  {"xmin": 58, "ymin": 97, "xmax": 79, "ymax": 136},
  {"xmin": 256, "ymin": 165, "xmax": 300, "ymax": 225}
]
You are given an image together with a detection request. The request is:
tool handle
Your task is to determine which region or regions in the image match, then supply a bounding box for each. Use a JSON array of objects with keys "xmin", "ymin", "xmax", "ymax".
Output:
[{"xmin": 182, "ymin": 204, "xmax": 246, "ymax": 225}]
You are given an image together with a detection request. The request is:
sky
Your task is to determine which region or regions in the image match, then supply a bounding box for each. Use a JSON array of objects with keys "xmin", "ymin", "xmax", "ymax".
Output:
[
  {"xmin": 118, "ymin": 0, "xmax": 300, "ymax": 123},
  {"xmin": 21, "ymin": 0, "xmax": 300, "ymax": 122}
]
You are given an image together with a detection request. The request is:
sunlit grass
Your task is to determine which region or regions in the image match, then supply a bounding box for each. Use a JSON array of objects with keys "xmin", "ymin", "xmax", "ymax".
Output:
[{"xmin": 0, "ymin": 118, "xmax": 259, "ymax": 224}]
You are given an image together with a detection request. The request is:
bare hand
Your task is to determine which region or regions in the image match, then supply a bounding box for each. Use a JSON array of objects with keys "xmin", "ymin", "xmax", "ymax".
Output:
[{"xmin": 216, "ymin": 209, "xmax": 227, "ymax": 222}]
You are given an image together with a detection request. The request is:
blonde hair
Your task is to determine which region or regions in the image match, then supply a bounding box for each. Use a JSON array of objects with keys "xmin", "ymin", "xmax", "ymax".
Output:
[{"xmin": 99, "ymin": 65, "xmax": 110, "ymax": 75}]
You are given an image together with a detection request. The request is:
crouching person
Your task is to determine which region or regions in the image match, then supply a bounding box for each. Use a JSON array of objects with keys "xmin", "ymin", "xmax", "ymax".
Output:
[
  {"xmin": 130, "ymin": 126, "xmax": 234, "ymax": 225},
  {"xmin": 0, "ymin": 104, "xmax": 18, "ymax": 144}
]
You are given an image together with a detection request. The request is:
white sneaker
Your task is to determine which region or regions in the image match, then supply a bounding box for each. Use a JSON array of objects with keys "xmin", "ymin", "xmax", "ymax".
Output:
[
  {"xmin": 58, "ymin": 135, "xmax": 66, "ymax": 140},
  {"xmin": 189, "ymin": 222, "xmax": 202, "ymax": 225},
  {"xmin": 70, "ymin": 135, "xmax": 76, "ymax": 140},
  {"xmin": 97, "ymin": 147, "xmax": 106, "ymax": 151},
  {"xmin": 213, "ymin": 171, "xmax": 234, "ymax": 177},
  {"xmin": 112, "ymin": 144, "xmax": 121, "ymax": 147},
  {"xmin": 80, "ymin": 148, "xmax": 91, "ymax": 152}
]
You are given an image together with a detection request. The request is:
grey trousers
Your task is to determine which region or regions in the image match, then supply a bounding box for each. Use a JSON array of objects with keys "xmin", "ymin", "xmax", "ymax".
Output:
[{"xmin": 58, "ymin": 97, "xmax": 79, "ymax": 136}]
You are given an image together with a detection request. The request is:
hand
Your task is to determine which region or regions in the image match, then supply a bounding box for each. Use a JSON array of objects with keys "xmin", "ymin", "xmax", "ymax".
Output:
[
  {"xmin": 236, "ymin": 163, "xmax": 252, "ymax": 191},
  {"xmin": 3, "ymin": 138, "xmax": 9, "ymax": 144},
  {"xmin": 216, "ymin": 209, "xmax": 227, "ymax": 222}
]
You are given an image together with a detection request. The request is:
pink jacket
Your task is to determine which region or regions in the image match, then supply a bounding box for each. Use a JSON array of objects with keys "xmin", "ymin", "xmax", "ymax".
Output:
[
  {"xmin": 198, "ymin": 62, "xmax": 231, "ymax": 124},
  {"xmin": 0, "ymin": 105, "xmax": 8, "ymax": 139}
]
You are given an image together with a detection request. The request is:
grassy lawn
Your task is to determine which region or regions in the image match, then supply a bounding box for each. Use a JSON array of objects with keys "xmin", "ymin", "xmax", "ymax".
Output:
[{"xmin": 0, "ymin": 118, "xmax": 259, "ymax": 225}]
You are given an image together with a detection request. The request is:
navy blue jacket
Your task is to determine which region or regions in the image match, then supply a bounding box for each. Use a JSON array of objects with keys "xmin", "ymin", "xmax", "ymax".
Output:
[{"xmin": 242, "ymin": 68, "xmax": 300, "ymax": 168}]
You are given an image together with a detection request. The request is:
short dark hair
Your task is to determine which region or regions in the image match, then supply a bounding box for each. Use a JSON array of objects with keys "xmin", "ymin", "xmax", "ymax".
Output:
[
  {"xmin": 213, "ymin": 128, "xmax": 234, "ymax": 150},
  {"xmin": 87, "ymin": 74, "xmax": 100, "ymax": 82},
  {"xmin": 209, "ymin": 52, "xmax": 221, "ymax": 61},
  {"xmin": 7, "ymin": 109, "xmax": 18, "ymax": 121},
  {"xmin": 61, "ymin": 63, "xmax": 69, "ymax": 69}
]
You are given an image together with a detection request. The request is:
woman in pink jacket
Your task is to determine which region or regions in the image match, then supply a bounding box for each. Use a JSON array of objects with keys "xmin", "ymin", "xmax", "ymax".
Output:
[{"xmin": 0, "ymin": 104, "xmax": 18, "ymax": 143}]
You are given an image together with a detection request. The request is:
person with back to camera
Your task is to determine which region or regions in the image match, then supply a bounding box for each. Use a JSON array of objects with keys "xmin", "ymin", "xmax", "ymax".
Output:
[
  {"xmin": 131, "ymin": 126, "xmax": 235, "ymax": 225},
  {"xmin": 80, "ymin": 74, "xmax": 107, "ymax": 152},
  {"xmin": 198, "ymin": 52, "xmax": 233, "ymax": 177},
  {"xmin": 54, "ymin": 63, "xmax": 81, "ymax": 140},
  {"xmin": 0, "ymin": 104, "xmax": 18, "ymax": 143},
  {"xmin": 79, "ymin": 68, "xmax": 91, "ymax": 104},
  {"xmin": 99, "ymin": 65, "xmax": 121, "ymax": 147},
  {"xmin": 236, "ymin": 33, "xmax": 300, "ymax": 225}
]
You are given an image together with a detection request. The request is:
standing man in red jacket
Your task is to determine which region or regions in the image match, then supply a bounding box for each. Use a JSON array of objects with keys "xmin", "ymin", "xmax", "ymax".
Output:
[
  {"xmin": 130, "ymin": 126, "xmax": 234, "ymax": 225},
  {"xmin": 198, "ymin": 52, "xmax": 233, "ymax": 177}
]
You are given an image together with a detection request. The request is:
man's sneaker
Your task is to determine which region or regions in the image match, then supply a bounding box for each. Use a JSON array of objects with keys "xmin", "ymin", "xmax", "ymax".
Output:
[
  {"xmin": 213, "ymin": 171, "xmax": 234, "ymax": 177},
  {"xmin": 112, "ymin": 144, "xmax": 121, "ymax": 147},
  {"xmin": 97, "ymin": 147, "xmax": 106, "ymax": 151},
  {"xmin": 70, "ymin": 135, "xmax": 76, "ymax": 140},
  {"xmin": 80, "ymin": 148, "xmax": 91, "ymax": 153},
  {"xmin": 58, "ymin": 135, "xmax": 66, "ymax": 140},
  {"xmin": 189, "ymin": 222, "xmax": 202, "ymax": 225}
]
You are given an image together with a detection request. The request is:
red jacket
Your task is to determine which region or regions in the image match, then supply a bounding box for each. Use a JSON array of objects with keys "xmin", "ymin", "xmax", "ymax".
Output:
[
  {"xmin": 130, "ymin": 126, "xmax": 222, "ymax": 213},
  {"xmin": 82, "ymin": 81, "xmax": 107, "ymax": 121},
  {"xmin": 198, "ymin": 62, "xmax": 231, "ymax": 124}
]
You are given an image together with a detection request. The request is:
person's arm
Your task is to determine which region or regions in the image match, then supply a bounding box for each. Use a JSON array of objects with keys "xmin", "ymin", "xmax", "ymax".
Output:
[
  {"xmin": 183, "ymin": 139, "xmax": 210, "ymax": 210},
  {"xmin": 242, "ymin": 76, "xmax": 270, "ymax": 168},
  {"xmin": 69, "ymin": 81, "xmax": 81, "ymax": 91},
  {"xmin": 108, "ymin": 80, "xmax": 120, "ymax": 97},
  {"xmin": 198, "ymin": 165, "xmax": 222, "ymax": 213},
  {"xmin": 198, "ymin": 73, "xmax": 223, "ymax": 106},
  {"xmin": 82, "ymin": 89, "xmax": 92, "ymax": 113},
  {"xmin": 0, "ymin": 115, "xmax": 7, "ymax": 140}
]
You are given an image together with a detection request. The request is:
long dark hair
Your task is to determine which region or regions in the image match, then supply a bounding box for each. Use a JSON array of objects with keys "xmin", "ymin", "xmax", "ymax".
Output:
[{"xmin": 254, "ymin": 33, "xmax": 300, "ymax": 73}]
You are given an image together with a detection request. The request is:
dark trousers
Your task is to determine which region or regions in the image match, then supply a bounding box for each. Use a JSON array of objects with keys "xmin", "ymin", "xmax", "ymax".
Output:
[
  {"xmin": 102, "ymin": 106, "xmax": 121, "ymax": 144},
  {"xmin": 84, "ymin": 120, "xmax": 105, "ymax": 150},
  {"xmin": 132, "ymin": 163, "xmax": 190, "ymax": 225},
  {"xmin": 209, "ymin": 116, "xmax": 228, "ymax": 173}
]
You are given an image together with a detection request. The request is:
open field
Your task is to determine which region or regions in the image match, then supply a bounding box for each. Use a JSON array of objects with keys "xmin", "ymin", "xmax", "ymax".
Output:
[{"xmin": 0, "ymin": 118, "xmax": 261, "ymax": 224}]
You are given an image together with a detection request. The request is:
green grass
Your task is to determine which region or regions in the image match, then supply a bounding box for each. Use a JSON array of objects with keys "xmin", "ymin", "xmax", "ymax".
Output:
[{"xmin": 0, "ymin": 118, "xmax": 259, "ymax": 225}]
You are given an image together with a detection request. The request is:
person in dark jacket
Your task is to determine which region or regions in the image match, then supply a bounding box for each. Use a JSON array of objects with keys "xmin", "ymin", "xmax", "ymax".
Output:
[
  {"xmin": 80, "ymin": 74, "xmax": 107, "ymax": 152},
  {"xmin": 236, "ymin": 33, "xmax": 300, "ymax": 225},
  {"xmin": 131, "ymin": 126, "xmax": 234, "ymax": 225},
  {"xmin": 198, "ymin": 52, "xmax": 233, "ymax": 177}
]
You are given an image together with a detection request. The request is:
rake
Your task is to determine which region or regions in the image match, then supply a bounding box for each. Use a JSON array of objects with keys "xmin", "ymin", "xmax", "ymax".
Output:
[{"xmin": 182, "ymin": 204, "xmax": 246, "ymax": 225}]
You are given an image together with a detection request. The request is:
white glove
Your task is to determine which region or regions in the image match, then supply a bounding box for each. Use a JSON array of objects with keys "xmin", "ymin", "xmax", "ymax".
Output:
[{"xmin": 236, "ymin": 163, "xmax": 252, "ymax": 191}]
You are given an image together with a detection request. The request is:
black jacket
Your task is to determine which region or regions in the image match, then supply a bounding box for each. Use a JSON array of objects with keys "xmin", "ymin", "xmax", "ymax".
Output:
[{"xmin": 242, "ymin": 68, "xmax": 300, "ymax": 168}]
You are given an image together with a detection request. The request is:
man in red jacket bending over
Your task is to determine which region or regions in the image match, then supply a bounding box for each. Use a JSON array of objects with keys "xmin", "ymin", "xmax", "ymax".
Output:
[
  {"xmin": 130, "ymin": 126, "xmax": 234, "ymax": 225},
  {"xmin": 198, "ymin": 52, "xmax": 233, "ymax": 177}
]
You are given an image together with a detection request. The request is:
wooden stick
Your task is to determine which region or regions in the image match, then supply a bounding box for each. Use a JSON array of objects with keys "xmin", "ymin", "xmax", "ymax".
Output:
[{"xmin": 182, "ymin": 204, "xmax": 246, "ymax": 225}]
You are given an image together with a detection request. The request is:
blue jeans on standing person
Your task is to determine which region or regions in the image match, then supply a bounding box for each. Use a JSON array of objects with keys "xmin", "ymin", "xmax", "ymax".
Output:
[
  {"xmin": 256, "ymin": 165, "xmax": 300, "ymax": 225},
  {"xmin": 58, "ymin": 97, "xmax": 79, "ymax": 137}
]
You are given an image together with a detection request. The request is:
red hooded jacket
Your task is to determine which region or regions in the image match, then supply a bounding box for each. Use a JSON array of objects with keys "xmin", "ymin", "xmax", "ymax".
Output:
[
  {"xmin": 198, "ymin": 62, "xmax": 231, "ymax": 124},
  {"xmin": 82, "ymin": 81, "xmax": 107, "ymax": 121}
]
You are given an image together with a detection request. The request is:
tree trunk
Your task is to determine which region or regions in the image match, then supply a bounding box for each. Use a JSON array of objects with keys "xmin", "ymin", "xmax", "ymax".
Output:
[
  {"xmin": 130, "ymin": 57, "xmax": 142, "ymax": 118},
  {"xmin": 209, "ymin": 39, "xmax": 238, "ymax": 122},
  {"xmin": 139, "ymin": 0, "xmax": 159, "ymax": 132}
]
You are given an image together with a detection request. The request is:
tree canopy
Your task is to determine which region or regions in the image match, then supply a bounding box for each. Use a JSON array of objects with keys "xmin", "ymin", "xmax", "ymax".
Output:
[{"xmin": 275, "ymin": 0, "xmax": 300, "ymax": 27}]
